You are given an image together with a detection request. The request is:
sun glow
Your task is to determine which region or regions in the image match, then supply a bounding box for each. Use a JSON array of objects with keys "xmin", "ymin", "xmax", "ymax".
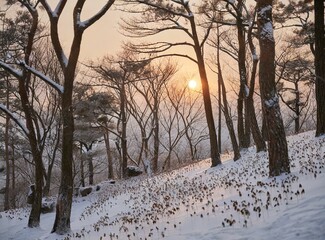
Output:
[{"xmin": 188, "ymin": 79, "xmax": 197, "ymax": 90}]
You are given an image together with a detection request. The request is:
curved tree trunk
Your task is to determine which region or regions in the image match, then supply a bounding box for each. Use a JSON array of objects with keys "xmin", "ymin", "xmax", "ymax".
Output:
[
  {"xmin": 188, "ymin": 14, "xmax": 221, "ymax": 167},
  {"xmin": 247, "ymin": 16, "xmax": 266, "ymax": 153},
  {"xmin": 217, "ymin": 26, "xmax": 241, "ymax": 161},
  {"xmin": 51, "ymin": 28, "xmax": 82, "ymax": 234},
  {"xmin": 219, "ymin": 62, "xmax": 241, "ymax": 161}
]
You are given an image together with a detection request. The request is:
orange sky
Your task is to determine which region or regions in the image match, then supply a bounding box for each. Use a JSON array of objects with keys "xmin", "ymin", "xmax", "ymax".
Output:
[{"xmin": 55, "ymin": 1, "xmax": 208, "ymax": 86}]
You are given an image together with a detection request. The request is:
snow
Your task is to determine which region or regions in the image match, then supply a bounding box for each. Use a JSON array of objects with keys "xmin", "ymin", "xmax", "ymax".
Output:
[
  {"xmin": 252, "ymin": 52, "xmax": 259, "ymax": 61},
  {"xmin": 265, "ymin": 94, "xmax": 279, "ymax": 108},
  {"xmin": 260, "ymin": 21, "xmax": 274, "ymax": 42},
  {"xmin": 259, "ymin": 5, "xmax": 272, "ymax": 17},
  {"xmin": 20, "ymin": 61, "xmax": 64, "ymax": 94},
  {"xmin": 0, "ymin": 61, "xmax": 23, "ymax": 78},
  {"xmin": 244, "ymin": 84, "xmax": 250, "ymax": 97},
  {"xmin": 0, "ymin": 131, "xmax": 325, "ymax": 240},
  {"xmin": 0, "ymin": 104, "xmax": 29, "ymax": 136},
  {"xmin": 258, "ymin": 5, "xmax": 275, "ymax": 42}
]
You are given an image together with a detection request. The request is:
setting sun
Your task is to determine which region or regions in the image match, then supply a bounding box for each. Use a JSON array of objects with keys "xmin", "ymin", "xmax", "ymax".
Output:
[{"xmin": 188, "ymin": 79, "xmax": 197, "ymax": 89}]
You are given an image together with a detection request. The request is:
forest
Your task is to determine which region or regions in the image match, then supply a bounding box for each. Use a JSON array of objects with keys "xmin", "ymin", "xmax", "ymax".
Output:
[{"xmin": 0, "ymin": 0, "xmax": 324, "ymax": 238}]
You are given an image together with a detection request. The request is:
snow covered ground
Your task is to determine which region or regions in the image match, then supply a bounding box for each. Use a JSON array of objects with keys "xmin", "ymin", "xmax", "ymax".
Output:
[{"xmin": 0, "ymin": 131, "xmax": 325, "ymax": 240}]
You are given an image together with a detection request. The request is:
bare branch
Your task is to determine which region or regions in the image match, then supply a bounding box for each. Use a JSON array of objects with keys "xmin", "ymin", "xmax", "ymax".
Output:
[{"xmin": 0, "ymin": 104, "xmax": 29, "ymax": 136}]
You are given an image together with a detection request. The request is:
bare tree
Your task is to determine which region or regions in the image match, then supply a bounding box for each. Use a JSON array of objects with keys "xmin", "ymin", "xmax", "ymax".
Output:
[
  {"xmin": 167, "ymin": 82, "xmax": 209, "ymax": 163},
  {"xmin": 160, "ymin": 84, "xmax": 188, "ymax": 170},
  {"xmin": 97, "ymin": 115, "xmax": 115, "ymax": 179},
  {"xmin": 202, "ymin": 0, "xmax": 266, "ymax": 151},
  {"xmin": 0, "ymin": 2, "xmax": 46, "ymax": 228},
  {"xmin": 256, "ymin": 0, "xmax": 290, "ymax": 177},
  {"xmin": 215, "ymin": 26, "xmax": 241, "ymax": 160},
  {"xmin": 127, "ymin": 59, "xmax": 177, "ymax": 173},
  {"xmin": 276, "ymin": 49, "xmax": 314, "ymax": 133},
  {"xmin": 37, "ymin": 0, "xmax": 115, "ymax": 234},
  {"xmin": 90, "ymin": 53, "xmax": 147, "ymax": 178},
  {"xmin": 246, "ymin": 10, "xmax": 266, "ymax": 152},
  {"xmin": 121, "ymin": 0, "xmax": 221, "ymax": 167},
  {"xmin": 73, "ymin": 83, "xmax": 115, "ymax": 184}
]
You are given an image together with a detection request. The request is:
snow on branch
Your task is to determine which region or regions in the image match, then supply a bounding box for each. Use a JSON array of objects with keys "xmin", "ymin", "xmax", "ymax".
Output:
[
  {"xmin": 0, "ymin": 61, "xmax": 23, "ymax": 79},
  {"xmin": 138, "ymin": 0, "xmax": 191, "ymax": 19},
  {"xmin": 0, "ymin": 104, "xmax": 29, "ymax": 136},
  {"xmin": 77, "ymin": 0, "xmax": 115, "ymax": 30},
  {"xmin": 258, "ymin": 5, "xmax": 274, "ymax": 42},
  {"xmin": 40, "ymin": 0, "xmax": 67, "ymax": 18},
  {"xmin": 19, "ymin": 61, "xmax": 64, "ymax": 94}
]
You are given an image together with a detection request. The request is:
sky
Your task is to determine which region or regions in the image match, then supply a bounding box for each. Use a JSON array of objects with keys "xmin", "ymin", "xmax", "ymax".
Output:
[{"xmin": 53, "ymin": 0, "xmax": 212, "ymax": 87}]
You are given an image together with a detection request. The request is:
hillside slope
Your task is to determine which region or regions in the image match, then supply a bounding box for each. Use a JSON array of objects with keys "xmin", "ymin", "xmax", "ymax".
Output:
[{"xmin": 0, "ymin": 131, "xmax": 325, "ymax": 240}]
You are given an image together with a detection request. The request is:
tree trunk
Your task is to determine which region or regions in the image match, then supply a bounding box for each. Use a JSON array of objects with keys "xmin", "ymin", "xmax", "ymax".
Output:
[
  {"xmin": 220, "ymin": 75, "xmax": 241, "ymax": 161},
  {"xmin": 219, "ymin": 61, "xmax": 241, "ymax": 161},
  {"xmin": 51, "ymin": 30, "xmax": 83, "ymax": 234},
  {"xmin": 247, "ymin": 96, "xmax": 266, "ymax": 152},
  {"xmin": 104, "ymin": 130, "xmax": 114, "ymax": 179},
  {"xmin": 11, "ymin": 150, "xmax": 15, "ymax": 209},
  {"xmin": 28, "ymin": 151, "xmax": 43, "ymax": 228},
  {"xmin": 43, "ymin": 128, "xmax": 60, "ymax": 196},
  {"xmin": 257, "ymin": 0, "xmax": 290, "ymax": 177},
  {"xmin": 152, "ymin": 98, "xmax": 159, "ymax": 173},
  {"xmin": 80, "ymin": 154, "xmax": 85, "ymax": 187},
  {"xmin": 4, "ymin": 77, "xmax": 10, "ymax": 210},
  {"xmin": 120, "ymin": 85, "xmax": 128, "ymax": 178},
  {"xmin": 218, "ymin": 74, "xmax": 222, "ymax": 153},
  {"xmin": 19, "ymin": 89, "xmax": 43, "ymax": 228},
  {"xmin": 294, "ymin": 81, "xmax": 300, "ymax": 133},
  {"xmin": 88, "ymin": 155, "xmax": 94, "ymax": 185},
  {"xmin": 217, "ymin": 26, "xmax": 241, "ymax": 161},
  {"xmin": 17, "ymin": 75, "xmax": 43, "ymax": 228},
  {"xmin": 237, "ymin": 0, "xmax": 251, "ymax": 149},
  {"xmin": 315, "ymin": 0, "xmax": 325, "ymax": 136},
  {"xmin": 189, "ymin": 15, "xmax": 221, "ymax": 167},
  {"xmin": 247, "ymin": 18, "xmax": 266, "ymax": 152}
]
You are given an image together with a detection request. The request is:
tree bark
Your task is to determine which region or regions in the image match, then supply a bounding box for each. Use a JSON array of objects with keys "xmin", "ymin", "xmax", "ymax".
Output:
[
  {"xmin": 315, "ymin": 0, "xmax": 325, "ymax": 136},
  {"xmin": 4, "ymin": 77, "xmax": 10, "ymax": 210},
  {"xmin": 236, "ymin": 0, "xmax": 251, "ymax": 149},
  {"xmin": 247, "ymin": 15, "xmax": 267, "ymax": 152},
  {"xmin": 188, "ymin": 14, "xmax": 221, "ymax": 167},
  {"xmin": 18, "ymin": 5, "xmax": 43, "ymax": 228},
  {"xmin": 257, "ymin": 0, "xmax": 290, "ymax": 177},
  {"xmin": 219, "ymin": 66, "xmax": 241, "ymax": 161},
  {"xmin": 51, "ymin": 27, "xmax": 82, "ymax": 234},
  {"xmin": 152, "ymin": 97, "xmax": 160, "ymax": 173},
  {"xmin": 218, "ymin": 74, "xmax": 222, "ymax": 153},
  {"xmin": 120, "ymin": 83, "xmax": 128, "ymax": 178},
  {"xmin": 104, "ymin": 130, "xmax": 114, "ymax": 179},
  {"xmin": 294, "ymin": 81, "xmax": 300, "ymax": 133}
]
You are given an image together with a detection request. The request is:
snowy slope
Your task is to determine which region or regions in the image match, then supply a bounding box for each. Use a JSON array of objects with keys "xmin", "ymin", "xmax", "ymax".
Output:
[{"xmin": 0, "ymin": 131, "xmax": 324, "ymax": 240}]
